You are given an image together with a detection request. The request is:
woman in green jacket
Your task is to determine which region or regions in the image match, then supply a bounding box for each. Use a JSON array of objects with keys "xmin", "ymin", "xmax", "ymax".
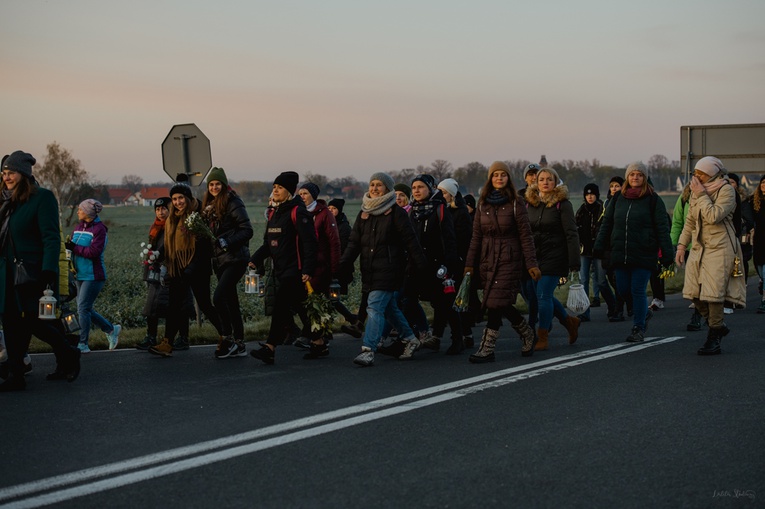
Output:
[{"xmin": 1, "ymin": 151, "xmax": 80, "ymax": 391}]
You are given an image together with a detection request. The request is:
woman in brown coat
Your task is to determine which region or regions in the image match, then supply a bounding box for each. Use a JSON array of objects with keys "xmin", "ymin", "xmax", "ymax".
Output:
[{"xmin": 464, "ymin": 162, "xmax": 541, "ymax": 363}]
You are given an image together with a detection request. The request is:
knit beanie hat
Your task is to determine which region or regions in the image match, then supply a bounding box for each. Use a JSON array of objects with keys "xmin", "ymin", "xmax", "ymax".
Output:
[
  {"xmin": 624, "ymin": 162, "xmax": 648, "ymax": 181},
  {"xmin": 695, "ymin": 156, "xmax": 725, "ymax": 177},
  {"xmin": 154, "ymin": 197, "xmax": 171, "ymax": 209},
  {"xmin": 411, "ymin": 174, "xmax": 436, "ymax": 196},
  {"xmin": 523, "ymin": 163, "xmax": 541, "ymax": 179},
  {"xmin": 299, "ymin": 182, "xmax": 320, "ymax": 200},
  {"xmin": 609, "ymin": 176, "xmax": 625, "ymax": 186},
  {"xmin": 394, "ymin": 183, "xmax": 411, "ymax": 197},
  {"xmin": 2, "ymin": 150, "xmax": 36, "ymax": 179},
  {"xmin": 727, "ymin": 173, "xmax": 740, "ymax": 186},
  {"xmin": 488, "ymin": 161, "xmax": 510, "ymax": 179},
  {"xmin": 206, "ymin": 167, "xmax": 228, "ymax": 186},
  {"xmin": 79, "ymin": 199, "xmax": 103, "ymax": 219},
  {"xmin": 583, "ymin": 183, "xmax": 600, "ymax": 200},
  {"xmin": 170, "ymin": 182, "xmax": 194, "ymax": 200},
  {"xmin": 464, "ymin": 194, "xmax": 476, "ymax": 209},
  {"xmin": 328, "ymin": 198, "xmax": 345, "ymax": 213},
  {"xmin": 273, "ymin": 171, "xmax": 299, "ymax": 195},
  {"xmin": 370, "ymin": 172, "xmax": 395, "ymax": 193},
  {"xmin": 437, "ymin": 178, "xmax": 459, "ymax": 198}
]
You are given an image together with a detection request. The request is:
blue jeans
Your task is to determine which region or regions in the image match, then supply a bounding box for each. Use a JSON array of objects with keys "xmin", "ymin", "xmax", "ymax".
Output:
[
  {"xmin": 534, "ymin": 275, "xmax": 568, "ymax": 330},
  {"xmin": 614, "ymin": 268, "xmax": 652, "ymax": 330},
  {"xmin": 580, "ymin": 256, "xmax": 616, "ymax": 318},
  {"xmin": 364, "ymin": 290, "xmax": 415, "ymax": 351},
  {"xmin": 76, "ymin": 280, "xmax": 114, "ymax": 346},
  {"xmin": 520, "ymin": 277, "xmax": 538, "ymax": 329}
]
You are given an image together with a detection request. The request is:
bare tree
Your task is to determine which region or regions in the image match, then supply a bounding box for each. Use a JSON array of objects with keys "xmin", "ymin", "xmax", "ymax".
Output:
[
  {"xmin": 429, "ymin": 159, "xmax": 453, "ymax": 182},
  {"xmin": 454, "ymin": 162, "xmax": 487, "ymax": 195},
  {"xmin": 34, "ymin": 142, "xmax": 89, "ymax": 216},
  {"xmin": 122, "ymin": 174, "xmax": 144, "ymax": 193},
  {"xmin": 303, "ymin": 172, "xmax": 328, "ymax": 191}
]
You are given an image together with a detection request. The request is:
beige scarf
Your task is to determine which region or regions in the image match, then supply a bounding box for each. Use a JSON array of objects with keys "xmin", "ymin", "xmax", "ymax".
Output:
[{"xmin": 164, "ymin": 200, "xmax": 196, "ymax": 277}]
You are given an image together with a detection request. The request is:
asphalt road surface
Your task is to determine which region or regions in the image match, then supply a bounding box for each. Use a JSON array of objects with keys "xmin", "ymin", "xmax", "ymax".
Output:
[{"xmin": 2, "ymin": 283, "xmax": 763, "ymax": 509}]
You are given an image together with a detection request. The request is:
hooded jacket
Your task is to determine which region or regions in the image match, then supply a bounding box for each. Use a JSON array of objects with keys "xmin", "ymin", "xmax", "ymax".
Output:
[{"xmin": 524, "ymin": 184, "xmax": 580, "ymax": 276}]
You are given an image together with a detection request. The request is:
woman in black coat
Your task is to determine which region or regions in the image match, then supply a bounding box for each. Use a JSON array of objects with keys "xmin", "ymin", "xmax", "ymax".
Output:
[
  {"xmin": 249, "ymin": 172, "xmax": 319, "ymax": 364},
  {"xmin": 202, "ymin": 168, "xmax": 253, "ymax": 359}
]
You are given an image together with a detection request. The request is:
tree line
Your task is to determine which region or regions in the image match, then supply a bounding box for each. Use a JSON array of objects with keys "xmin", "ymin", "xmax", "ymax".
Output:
[{"xmin": 32, "ymin": 142, "xmax": 682, "ymax": 226}]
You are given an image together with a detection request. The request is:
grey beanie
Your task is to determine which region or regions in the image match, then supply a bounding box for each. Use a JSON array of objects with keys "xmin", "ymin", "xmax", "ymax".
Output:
[
  {"xmin": 2, "ymin": 150, "xmax": 36, "ymax": 178},
  {"xmin": 624, "ymin": 162, "xmax": 648, "ymax": 180},
  {"xmin": 79, "ymin": 199, "xmax": 103, "ymax": 219},
  {"xmin": 370, "ymin": 172, "xmax": 395, "ymax": 193},
  {"xmin": 695, "ymin": 156, "xmax": 725, "ymax": 177}
]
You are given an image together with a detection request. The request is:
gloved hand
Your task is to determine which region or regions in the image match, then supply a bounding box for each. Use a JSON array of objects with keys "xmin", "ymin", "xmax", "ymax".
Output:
[
  {"xmin": 65, "ymin": 240, "xmax": 75, "ymax": 251},
  {"xmin": 40, "ymin": 270, "xmax": 57, "ymax": 288},
  {"xmin": 527, "ymin": 267, "xmax": 541, "ymax": 281}
]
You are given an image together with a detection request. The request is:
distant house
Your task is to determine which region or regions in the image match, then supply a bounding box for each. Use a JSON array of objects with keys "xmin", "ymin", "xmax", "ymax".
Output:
[
  {"xmin": 341, "ymin": 184, "xmax": 366, "ymax": 200},
  {"xmin": 139, "ymin": 186, "xmax": 172, "ymax": 206},
  {"xmin": 106, "ymin": 187, "xmax": 136, "ymax": 206}
]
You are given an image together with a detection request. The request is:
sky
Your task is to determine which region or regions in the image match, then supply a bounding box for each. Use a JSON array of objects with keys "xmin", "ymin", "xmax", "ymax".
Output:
[{"xmin": 2, "ymin": 0, "xmax": 764, "ymax": 184}]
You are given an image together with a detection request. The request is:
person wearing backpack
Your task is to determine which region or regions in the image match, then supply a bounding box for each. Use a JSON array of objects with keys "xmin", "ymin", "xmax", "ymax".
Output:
[{"xmin": 595, "ymin": 162, "xmax": 674, "ymax": 343}]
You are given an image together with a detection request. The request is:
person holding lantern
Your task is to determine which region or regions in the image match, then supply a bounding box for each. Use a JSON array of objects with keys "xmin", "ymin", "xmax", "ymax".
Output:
[
  {"xmin": 248, "ymin": 171, "xmax": 321, "ymax": 364},
  {"xmin": 66, "ymin": 198, "xmax": 121, "ymax": 353},
  {"xmin": 0, "ymin": 151, "xmax": 80, "ymax": 391},
  {"xmin": 675, "ymin": 157, "xmax": 745, "ymax": 354},
  {"xmin": 202, "ymin": 168, "xmax": 253, "ymax": 359}
]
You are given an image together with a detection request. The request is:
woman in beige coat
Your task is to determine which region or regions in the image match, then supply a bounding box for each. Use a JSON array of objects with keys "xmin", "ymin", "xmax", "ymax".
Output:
[{"xmin": 675, "ymin": 156, "xmax": 746, "ymax": 355}]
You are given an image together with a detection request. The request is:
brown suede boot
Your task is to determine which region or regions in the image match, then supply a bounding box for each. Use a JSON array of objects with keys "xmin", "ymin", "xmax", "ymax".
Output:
[
  {"xmin": 534, "ymin": 328, "xmax": 549, "ymax": 351},
  {"xmin": 563, "ymin": 316, "xmax": 580, "ymax": 344}
]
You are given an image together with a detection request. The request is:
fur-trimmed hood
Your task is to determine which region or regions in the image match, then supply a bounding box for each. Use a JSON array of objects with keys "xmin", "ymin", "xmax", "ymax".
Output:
[{"xmin": 524, "ymin": 184, "xmax": 569, "ymax": 208}]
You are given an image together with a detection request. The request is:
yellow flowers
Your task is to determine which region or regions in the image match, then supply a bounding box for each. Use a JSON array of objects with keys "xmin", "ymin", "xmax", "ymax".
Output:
[{"xmin": 659, "ymin": 263, "xmax": 676, "ymax": 280}]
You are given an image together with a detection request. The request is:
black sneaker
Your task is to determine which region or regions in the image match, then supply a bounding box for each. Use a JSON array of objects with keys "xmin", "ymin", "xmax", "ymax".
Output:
[
  {"xmin": 234, "ymin": 340, "xmax": 247, "ymax": 357},
  {"xmin": 626, "ymin": 326, "xmax": 645, "ymax": 343},
  {"xmin": 609, "ymin": 312, "xmax": 625, "ymax": 323},
  {"xmin": 250, "ymin": 345, "xmax": 275, "ymax": 365},
  {"xmin": 293, "ymin": 337, "xmax": 311, "ymax": 349},
  {"xmin": 303, "ymin": 340, "xmax": 329, "ymax": 360},
  {"xmin": 340, "ymin": 322, "xmax": 363, "ymax": 338},
  {"xmin": 215, "ymin": 336, "xmax": 237, "ymax": 359},
  {"xmin": 173, "ymin": 337, "xmax": 190, "ymax": 351},
  {"xmin": 136, "ymin": 335, "xmax": 157, "ymax": 351}
]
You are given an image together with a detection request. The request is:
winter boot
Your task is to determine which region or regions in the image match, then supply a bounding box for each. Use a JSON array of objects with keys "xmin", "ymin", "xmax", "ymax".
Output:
[
  {"xmin": 687, "ymin": 309, "xmax": 703, "ymax": 331},
  {"xmin": 513, "ymin": 320, "xmax": 537, "ymax": 357},
  {"xmin": 469, "ymin": 328, "xmax": 498, "ymax": 363},
  {"xmin": 560, "ymin": 315, "xmax": 581, "ymax": 344},
  {"xmin": 534, "ymin": 328, "xmax": 549, "ymax": 351},
  {"xmin": 445, "ymin": 336, "xmax": 465, "ymax": 355},
  {"xmin": 698, "ymin": 327, "xmax": 724, "ymax": 355}
]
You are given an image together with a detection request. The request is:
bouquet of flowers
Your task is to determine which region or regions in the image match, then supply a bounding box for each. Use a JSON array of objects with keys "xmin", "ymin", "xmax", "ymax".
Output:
[
  {"xmin": 139, "ymin": 242, "xmax": 158, "ymax": 266},
  {"xmin": 184, "ymin": 211, "xmax": 215, "ymax": 242},
  {"xmin": 658, "ymin": 262, "xmax": 676, "ymax": 280},
  {"xmin": 303, "ymin": 281, "xmax": 335, "ymax": 335},
  {"xmin": 452, "ymin": 272, "xmax": 471, "ymax": 312}
]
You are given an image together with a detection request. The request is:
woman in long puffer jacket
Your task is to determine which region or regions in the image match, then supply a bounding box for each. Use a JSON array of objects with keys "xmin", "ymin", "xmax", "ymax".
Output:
[
  {"xmin": 202, "ymin": 168, "xmax": 254, "ymax": 359},
  {"xmin": 464, "ymin": 162, "xmax": 540, "ymax": 363},
  {"xmin": 676, "ymin": 157, "xmax": 746, "ymax": 355},
  {"xmin": 525, "ymin": 167, "xmax": 581, "ymax": 350}
]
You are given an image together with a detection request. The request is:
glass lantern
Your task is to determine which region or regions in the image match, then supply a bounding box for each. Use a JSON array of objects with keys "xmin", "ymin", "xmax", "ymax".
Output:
[
  {"xmin": 244, "ymin": 269, "xmax": 261, "ymax": 294},
  {"xmin": 61, "ymin": 308, "xmax": 81, "ymax": 333},
  {"xmin": 329, "ymin": 280, "xmax": 341, "ymax": 302},
  {"xmin": 38, "ymin": 287, "xmax": 57, "ymax": 320}
]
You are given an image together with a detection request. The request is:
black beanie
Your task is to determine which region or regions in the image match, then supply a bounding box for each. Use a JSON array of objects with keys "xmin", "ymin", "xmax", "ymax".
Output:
[
  {"xmin": 328, "ymin": 198, "xmax": 345, "ymax": 213},
  {"xmin": 154, "ymin": 197, "xmax": 171, "ymax": 209},
  {"xmin": 609, "ymin": 176, "xmax": 625, "ymax": 186},
  {"xmin": 411, "ymin": 174, "xmax": 435, "ymax": 195},
  {"xmin": 2, "ymin": 150, "xmax": 36, "ymax": 179},
  {"xmin": 274, "ymin": 171, "xmax": 299, "ymax": 195},
  {"xmin": 583, "ymin": 183, "xmax": 600, "ymax": 200},
  {"xmin": 464, "ymin": 194, "xmax": 476, "ymax": 209},
  {"xmin": 299, "ymin": 182, "xmax": 320, "ymax": 200},
  {"xmin": 170, "ymin": 183, "xmax": 193, "ymax": 200}
]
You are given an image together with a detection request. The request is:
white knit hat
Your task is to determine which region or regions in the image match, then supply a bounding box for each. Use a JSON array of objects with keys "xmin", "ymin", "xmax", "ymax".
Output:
[
  {"xmin": 437, "ymin": 178, "xmax": 459, "ymax": 197},
  {"xmin": 695, "ymin": 156, "xmax": 725, "ymax": 177}
]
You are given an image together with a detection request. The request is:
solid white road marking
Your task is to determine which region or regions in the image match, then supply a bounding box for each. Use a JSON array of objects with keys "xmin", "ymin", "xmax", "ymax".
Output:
[{"xmin": 0, "ymin": 337, "xmax": 683, "ymax": 509}]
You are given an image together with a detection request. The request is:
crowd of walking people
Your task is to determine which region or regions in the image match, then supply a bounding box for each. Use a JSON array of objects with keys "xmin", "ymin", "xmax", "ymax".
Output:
[{"xmin": 2, "ymin": 149, "xmax": 763, "ymax": 390}]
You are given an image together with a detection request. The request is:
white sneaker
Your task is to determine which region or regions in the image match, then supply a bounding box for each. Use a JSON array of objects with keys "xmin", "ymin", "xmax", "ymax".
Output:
[
  {"xmin": 106, "ymin": 324, "xmax": 121, "ymax": 350},
  {"xmin": 353, "ymin": 347, "xmax": 374, "ymax": 367},
  {"xmin": 649, "ymin": 298, "xmax": 665, "ymax": 310},
  {"xmin": 723, "ymin": 307, "xmax": 734, "ymax": 315},
  {"xmin": 399, "ymin": 338, "xmax": 421, "ymax": 360}
]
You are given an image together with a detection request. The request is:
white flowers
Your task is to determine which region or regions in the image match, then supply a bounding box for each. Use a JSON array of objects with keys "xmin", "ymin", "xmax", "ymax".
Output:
[{"xmin": 139, "ymin": 242, "xmax": 157, "ymax": 265}]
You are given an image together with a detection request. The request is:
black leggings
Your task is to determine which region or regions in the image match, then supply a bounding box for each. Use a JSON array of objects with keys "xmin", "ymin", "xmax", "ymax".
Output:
[
  {"xmin": 487, "ymin": 305, "xmax": 524, "ymax": 331},
  {"xmin": 268, "ymin": 275, "xmax": 307, "ymax": 346},
  {"xmin": 214, "ymin": 261, "xmax": 247, "ymax": 339},
  {"xmin": 166, "ymin": 273, "xmax": 222, "ymax": 341}
]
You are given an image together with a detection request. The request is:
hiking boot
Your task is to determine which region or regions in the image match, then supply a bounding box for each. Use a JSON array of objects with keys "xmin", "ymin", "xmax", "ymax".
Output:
[
  {"xmin": 234, "ymin": 340, "xmax": 247, "ymax": 357},
  {"xmin": 149, "ymin": 338, "xmax": 173, "ymax": 357},
  {"xmin": 106, "ymin": 324, "xmax": 121, "ymax": 350},
  {"xmin": 215, "ymin": 336, "xmax": 237, "ymax": 359},
  {"xmin": 626, "ymin": 326, "xmax": 644, "ymax": 343},
  {"xmin": 303, "ymin": 340, "xmax": 329, "ymax": 360},
  {"xmin": 250, "ymin": 344, "xmax": 275, "ymax": 365},
  {"xmin": 418, "ymin": 331, "xmax": 440, "ymax": 351},
  {"xmin": 399, "ymin": 338, "xmax": 421, "ymax": 360},
  {"xmin": 353, "ymin": 347, "xmax": 374, "ymax": 367},
  {"xmin": 469, "ymin": 328, "xmax": 499, "ymax": 363},
  {"xmin": 687, "ymin": 310, "xmax": 703, "ymax": 331},
  {"xmin": 136, "ymin": 335, "xmax": 156, "ymax": 351},
  {"xmin": 341, "ymin": 321, "xmax": 364, "ymax": 338},
  {"xmin": 173, "ymin": 336, "xmax": 190, "ymax": 351}
]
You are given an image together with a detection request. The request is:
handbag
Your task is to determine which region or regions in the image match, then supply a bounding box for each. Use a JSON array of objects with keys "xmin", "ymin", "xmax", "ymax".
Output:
[{"xmin": 9, "ymin": 235, "xmax": 40, "ymax": 286}]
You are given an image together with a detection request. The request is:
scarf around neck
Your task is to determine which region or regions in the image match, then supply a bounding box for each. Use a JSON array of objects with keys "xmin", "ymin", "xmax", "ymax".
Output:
[
  {"xmin": 164, "ymin": 207, "xmax": 195, "ymax": 277},
  {"xmin": 361, "ymin": 191, "xmax": 396, "ymax": 216},
  {"xmin": 148, "ymin": 218, "xmax": 166, "ymax": 244},
  {"xmin": 485, "ymin": 189, "xmax": 509, "ymax": 206}
]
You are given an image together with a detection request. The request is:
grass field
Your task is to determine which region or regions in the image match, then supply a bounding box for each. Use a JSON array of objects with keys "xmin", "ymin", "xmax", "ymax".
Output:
[{"xmin": 30, "ymin": 192, "xmax": 685, "ymax": 351}]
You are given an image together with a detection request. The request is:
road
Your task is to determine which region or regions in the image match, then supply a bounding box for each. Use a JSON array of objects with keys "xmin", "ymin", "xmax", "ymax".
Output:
[{"xmin": 2, "ymin": 284, "xmax": 763, "ymax": 508}]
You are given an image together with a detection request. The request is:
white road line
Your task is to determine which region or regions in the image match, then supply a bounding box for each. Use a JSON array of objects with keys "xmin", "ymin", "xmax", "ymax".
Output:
[{"xmin": 0, "ymin": 337, "xmax": 682, "ymax": 509}]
